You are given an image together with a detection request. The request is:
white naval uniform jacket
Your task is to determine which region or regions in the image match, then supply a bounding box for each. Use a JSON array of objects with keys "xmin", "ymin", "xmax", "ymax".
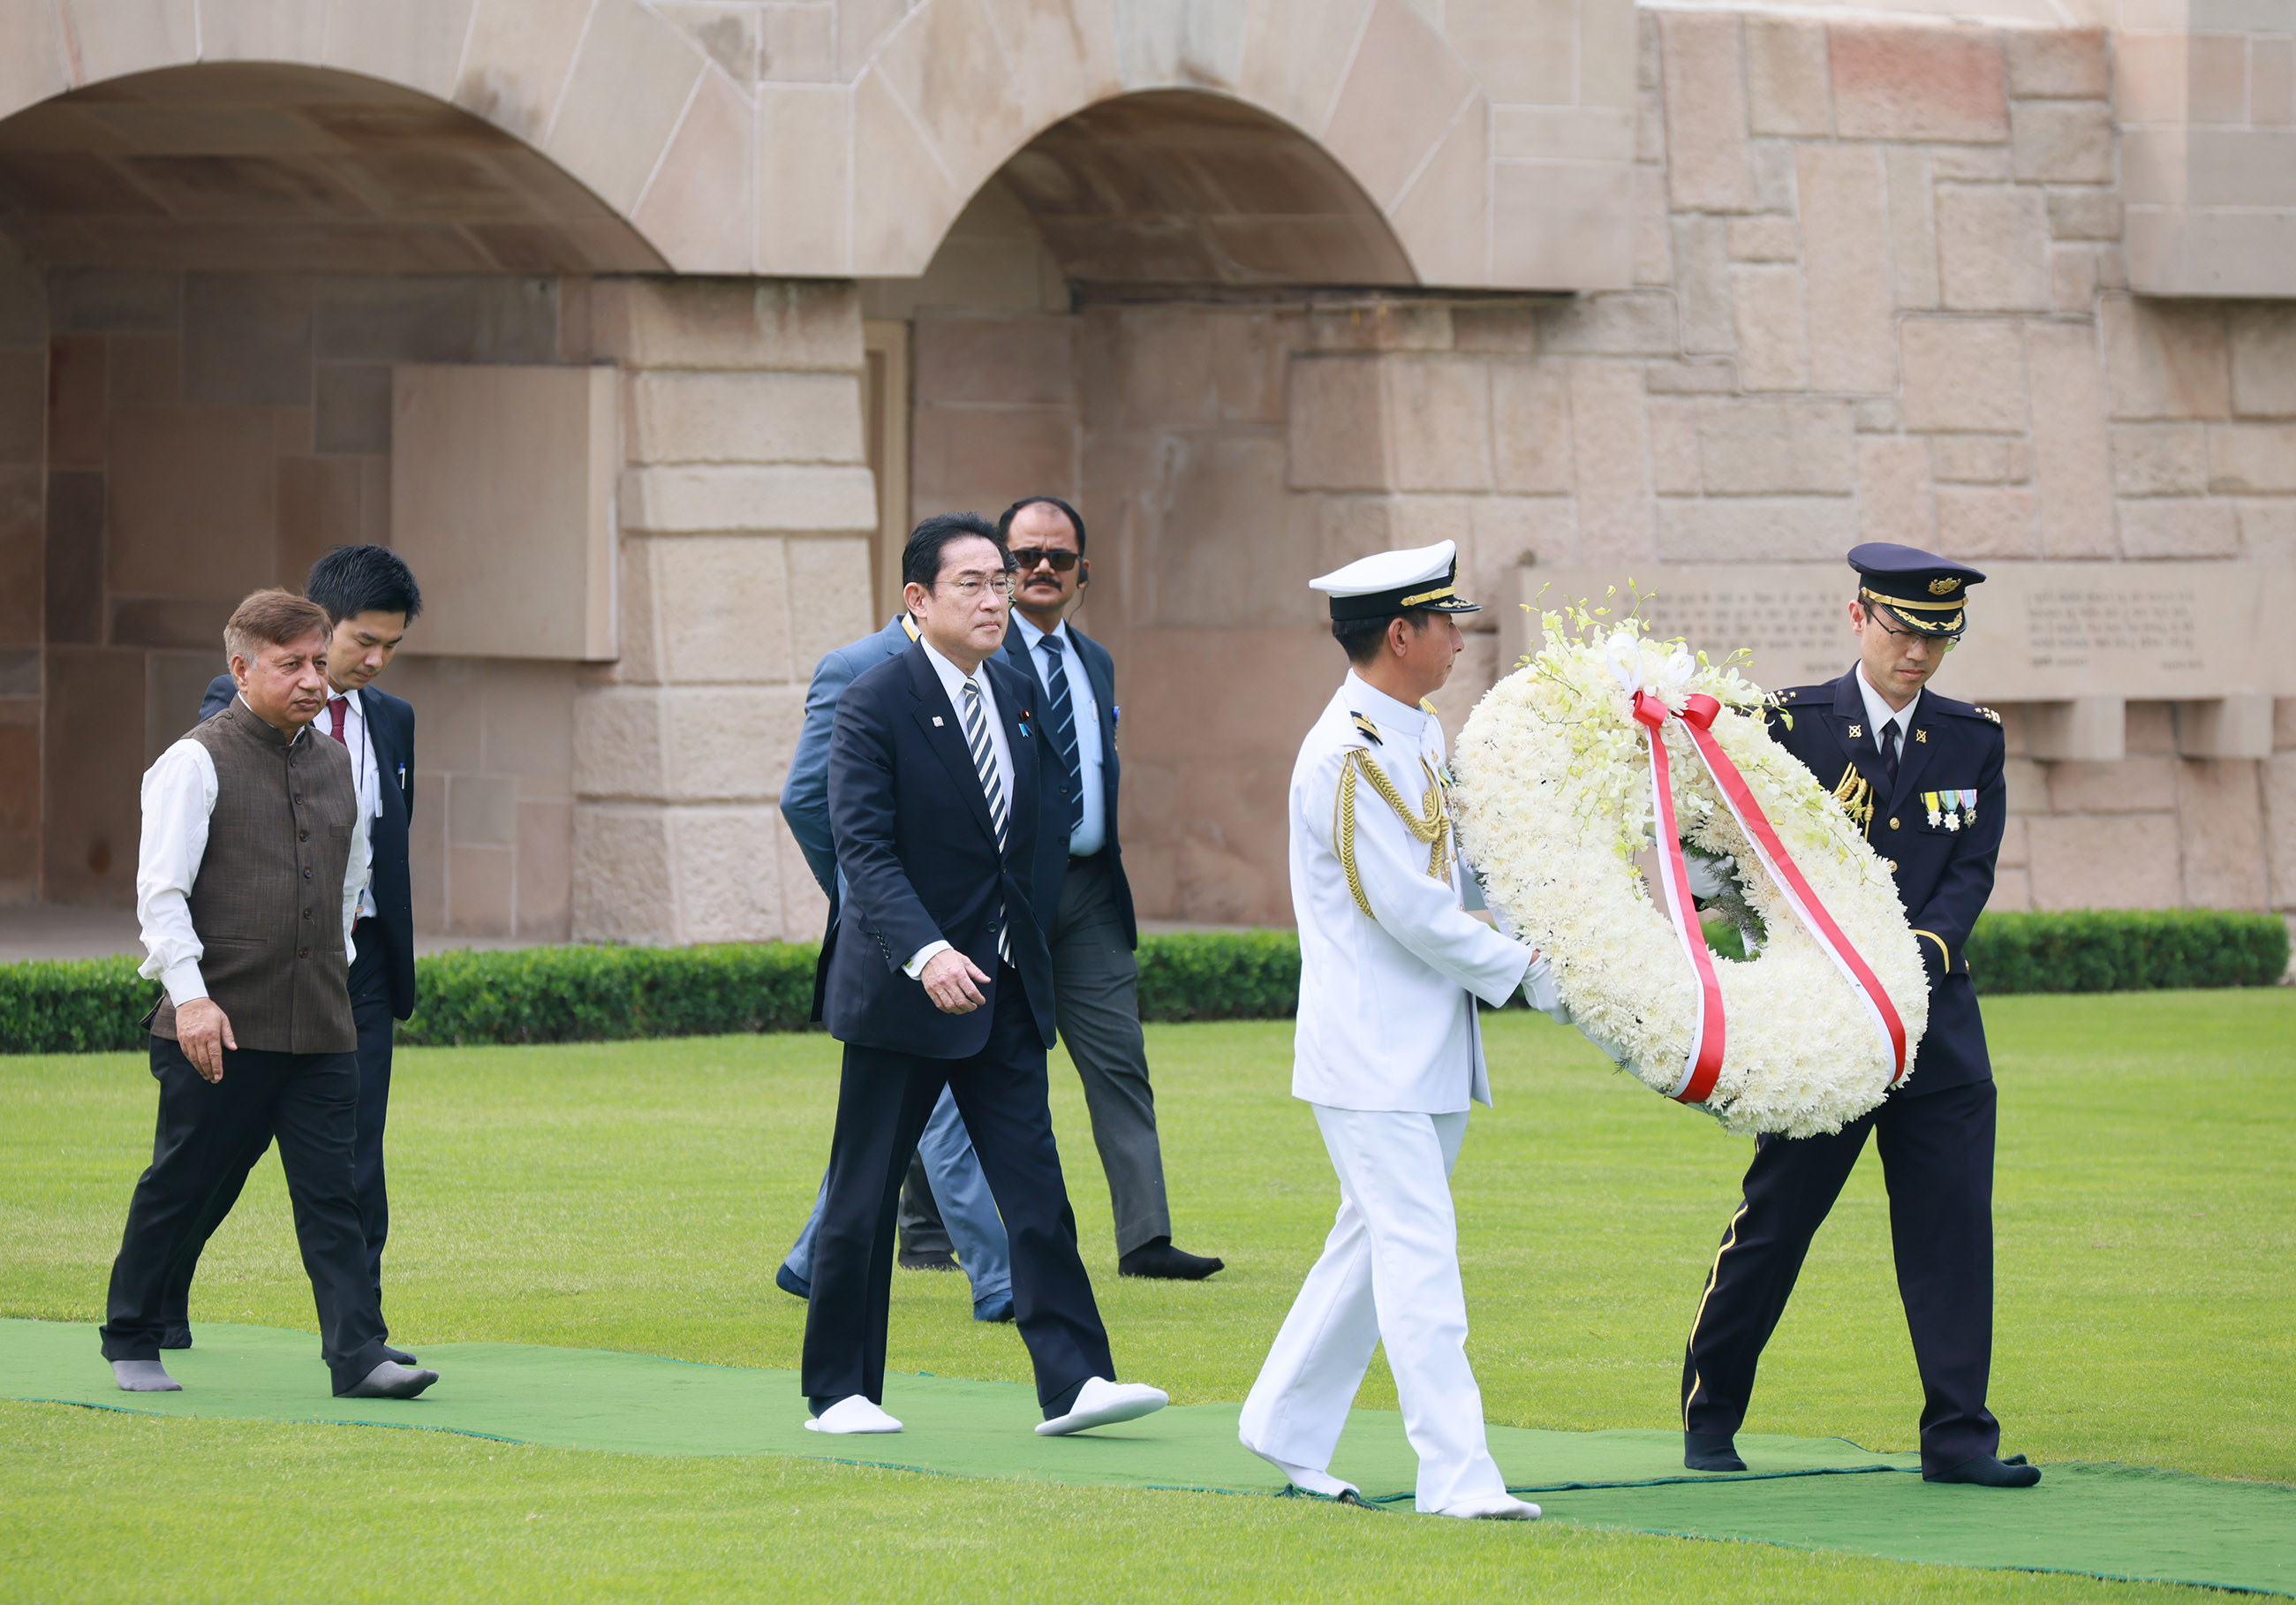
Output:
[{"xmin": 1288, "ymin": 674, "xmax": 1534, "ymax": 1114}]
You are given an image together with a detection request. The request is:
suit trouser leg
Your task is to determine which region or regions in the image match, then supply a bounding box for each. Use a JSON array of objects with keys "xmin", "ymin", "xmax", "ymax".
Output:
[
  {"xmin": 799, "ymin": 1049, "xmax": 947, "ymax": 1406},
  {"xmin": 1680, "ymin": 1114, "xmax": 1874, "ymax": 1438},
  {"xmin": 105, "ymin": 1040, "xmax": 294, "ymax": 1362},
  {"xmin": 785, "ymin": 1086, "xmax": 1008, "ymax": 1303},
  {"xmin": 1246, "ymin": 1107, "xmax": 1503, "ymax": 1511},
  {"xmin": 912, "ymin": 1086, "xmax": 1012, "ymax": 1304},
  {"xmin": 265, "ymin": 1049, "xmax": 390, "ymax": 1392},
  {"xmin": 158, "ymin": 947, "xmax": 401, "ymax": 1336},
  {"xmin": 346, "ymin": 936, "xmax": 396, "ymax": 1312},
  {"xmin": 1236, "ymin": 1152, "xmax": 1380, "ymax": 1476},
  {"xmin": 942, "ymin": 970, "xmax": 1115, "ymax": 1414},
  {"xmin": 896, "ymin": 1154, "xmax": 952, "ymax": 1257},
  {"xmin": 1877, "ymin": 1080, "xmax": 2001, "ymax": 1473},
  {"xmin": 1047, "ymin": 854, "xmax": 1170, "ymax": 1255},
  {"xmin": 155, "ymin": 1100, "xmax": 275, "ymax": 1335}
]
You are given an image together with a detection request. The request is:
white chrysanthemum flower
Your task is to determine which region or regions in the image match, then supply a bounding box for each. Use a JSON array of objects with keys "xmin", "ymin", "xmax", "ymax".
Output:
[{"xmin": 1453, "ymin": 608, "xmax": 1930, "ymax": 1138}]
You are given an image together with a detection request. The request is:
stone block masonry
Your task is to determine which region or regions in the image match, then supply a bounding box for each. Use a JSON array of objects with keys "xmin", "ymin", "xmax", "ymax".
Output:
[{"xmin": 576, "ymin": 278, "xmax": 875, "ymax": 946}]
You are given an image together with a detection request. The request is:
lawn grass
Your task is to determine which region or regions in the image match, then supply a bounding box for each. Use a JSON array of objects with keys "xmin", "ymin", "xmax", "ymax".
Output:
[{"xmin": 2, "ymin": 991, "xmax": 2290, "ymax": 1601}]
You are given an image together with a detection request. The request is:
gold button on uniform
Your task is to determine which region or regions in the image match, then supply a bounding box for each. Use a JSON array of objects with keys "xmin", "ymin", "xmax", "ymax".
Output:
[
  {"xmin": 1889, "ymin": 817, "xmax": 1900, "ymax": 830},
  {"xmin": 1887, "ymin": 859, "xmax": 1899, "ymax": 872}
]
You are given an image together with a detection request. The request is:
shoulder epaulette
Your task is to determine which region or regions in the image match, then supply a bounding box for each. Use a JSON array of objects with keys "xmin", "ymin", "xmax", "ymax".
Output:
[
  {"xmin": 1418, "ymin": 697, "xmax": 1439, "ymax": 715},
  {"xmin": 1975, "ymin": 706, "xmax": 2002, "ymax": 724},
  {"xmin": 1350, "ymin": 711, "xmax": 1384, "ymax": 746}
]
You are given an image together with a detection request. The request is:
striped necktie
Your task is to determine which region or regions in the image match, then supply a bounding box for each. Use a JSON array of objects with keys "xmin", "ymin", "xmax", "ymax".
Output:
[
  {"xmin": 1035, "ymin": 632, "xmax": 1081, "ymax": 798},
  {"xmin": 960, "ymin": 681, "xmax": 1011, "ymax": 963}
]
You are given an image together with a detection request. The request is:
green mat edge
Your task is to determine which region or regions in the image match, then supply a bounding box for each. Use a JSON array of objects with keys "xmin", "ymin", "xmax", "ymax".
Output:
[
  {"xmin": 11, "ymin": 1329, "xmax": 2291, "ymax": 1601},
  {"xmin": 17, "ymin": 1396, "xmax": 2291, "ymax": 1599}
]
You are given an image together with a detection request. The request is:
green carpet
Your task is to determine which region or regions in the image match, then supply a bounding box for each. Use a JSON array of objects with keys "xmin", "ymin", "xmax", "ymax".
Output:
[{"xmin": 8, "ymin": 1319, "xmax": 2287, "ymax": 1595}]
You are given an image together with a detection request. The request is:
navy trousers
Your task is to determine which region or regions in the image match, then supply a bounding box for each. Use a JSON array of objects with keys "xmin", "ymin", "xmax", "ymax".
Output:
[
  {"xmin": 801, "ymin": 965, "xmax": 1114, "ymax": 1416},
  {"xmin": 162, "ymin": 932, "xmax": 397, "ymax": 1333},
  {"xmin": 1680, "ymin": 1078, "xmax": 2001, "ymax": 1474},
  {"xmin": 102, "ymin": 1036, "xmax": 387, "ymax": 1394}
]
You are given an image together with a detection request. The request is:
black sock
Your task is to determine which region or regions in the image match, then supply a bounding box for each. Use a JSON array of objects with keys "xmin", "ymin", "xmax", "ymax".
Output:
[{"xmin": 1042, "ymin": 1377, "xmax": 1087, "ymax": 1420}]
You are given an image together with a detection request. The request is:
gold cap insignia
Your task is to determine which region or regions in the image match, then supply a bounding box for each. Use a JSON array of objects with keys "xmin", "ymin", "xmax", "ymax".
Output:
[{"xmin": 1929, "ymin": 578, "xmax": 1960, "ymax": 595}]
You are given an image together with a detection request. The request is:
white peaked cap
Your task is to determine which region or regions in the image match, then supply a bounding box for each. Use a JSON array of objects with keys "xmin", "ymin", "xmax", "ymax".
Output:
[{"xmin": 1307, "ymin": 540, "xmax": 1479, "ymax": 620}]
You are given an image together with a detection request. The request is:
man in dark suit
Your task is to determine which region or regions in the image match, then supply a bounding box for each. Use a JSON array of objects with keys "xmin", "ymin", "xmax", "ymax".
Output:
[
  {"xmin": 800, "ymin": 512, "xmax": 1166, "ymax": 1440},
  {"xmin": 173, "ymin": 545, "xmax": 423, "ymax": 1364},
  {"xmin": 1679, "ymin": 542, "xmax": 2038, "ymax": 1488},
  {"xmin": 995, "ymin": 496, "xmax": 1220, "ymax": 1281},
  {"xmin": 774, "ymin": 607, "xmax": 1014, "ymax": 1321}
]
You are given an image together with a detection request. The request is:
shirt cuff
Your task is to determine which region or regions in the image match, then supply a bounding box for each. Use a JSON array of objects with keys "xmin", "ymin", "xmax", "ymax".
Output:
[
  {"xmin": 903, "ymin": 940, "xmax": 953, "ymax": 980},
  {"xmin": 162, "ymin": 958, "xmax": 208, "ymax": 1008}
]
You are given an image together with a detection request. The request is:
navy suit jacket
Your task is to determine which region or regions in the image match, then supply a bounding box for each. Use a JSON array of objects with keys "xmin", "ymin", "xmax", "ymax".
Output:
[
  {"xmin": 780, "ymin": 614, "xmax": 917, "ymax": 905},
  {"xmin": 816, "ymin": 643, "xmax": 1056, "ymax": 1056},
  {"xmin": 1766, "ymin": 667, "xmax": 2006, "ymax": 1095},
  {"xmin": 999, "ymin": 619, "xmax": 1137, "ymax": 949},
  {"xmin": 200, "ymin": 674, "xmax": 419, "ymax": 1021}
]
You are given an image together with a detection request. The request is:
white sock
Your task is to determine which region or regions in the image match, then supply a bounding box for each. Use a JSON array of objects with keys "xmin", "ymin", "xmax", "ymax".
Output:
[{"xmin": 1253, "ymin": 1449, "xmax": 1356, "ymax": 1498}]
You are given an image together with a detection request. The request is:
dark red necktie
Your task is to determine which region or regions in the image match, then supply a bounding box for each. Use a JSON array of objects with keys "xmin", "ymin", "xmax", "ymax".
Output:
[{"xmin": 328, "ymin": 696, "xmax": 348, "ymax": 746}]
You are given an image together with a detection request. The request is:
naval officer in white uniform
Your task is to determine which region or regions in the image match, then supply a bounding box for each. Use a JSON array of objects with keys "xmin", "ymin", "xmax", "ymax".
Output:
[{"xmin": 1239, "ymin": 541, "xmax": 1552, "ymax": 1521}]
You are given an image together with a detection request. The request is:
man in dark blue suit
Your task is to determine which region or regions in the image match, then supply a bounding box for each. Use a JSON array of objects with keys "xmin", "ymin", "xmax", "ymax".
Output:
[
  {"xmin": 1679, "ymin": 543, "xmax": 2038, "ymax": 1488},
  {"xmin": 995, "ymin": 496, "xmax": 1220, "ymax": 1280},
  {"xmin": 172, "ymin": 546, "xmax": 423, "ymax": 1364},
  {"xmin": 800, "ymin": 513, "xmax": 1165, "ymax": 1440},
  {"xmin": 774, "ymin": 606, "xmax": 1015, "ymax": 1321}
]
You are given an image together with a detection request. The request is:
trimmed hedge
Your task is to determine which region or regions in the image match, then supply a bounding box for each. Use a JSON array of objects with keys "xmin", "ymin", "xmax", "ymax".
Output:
[
  {"xmin": 400, "ymin": 943, "xmax": 819, "ymax": 1046},
  {"xmin": 1135, "ymin": 929, "xmax": 1302, "ymax": 1022},
  {"xmin": 1964, "ymin": 909, "xmax": 2289, "ymax": 996},
  {"xmin": 0, "ymin": 910, "xmax": 2282, "ymax": 1054}
]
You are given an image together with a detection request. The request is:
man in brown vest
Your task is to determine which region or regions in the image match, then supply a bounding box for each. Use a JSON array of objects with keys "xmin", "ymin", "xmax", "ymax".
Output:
[{"xmin": 100, "ymin": 590, "xmax": 437, "ymax": 1400}]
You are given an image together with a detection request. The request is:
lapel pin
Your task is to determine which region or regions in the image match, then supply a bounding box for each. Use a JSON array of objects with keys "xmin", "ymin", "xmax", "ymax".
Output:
[
  {"xmin": 1915, "ymin": 728, "xmax": 1929, "ymax": 744},
  {"xmin": 932, "ymin": 715, "xmax": 944, "ymax": 727},
  {"xmin": 1847, "ymin": 723, "xmax": 1862, "ymax": 739}
]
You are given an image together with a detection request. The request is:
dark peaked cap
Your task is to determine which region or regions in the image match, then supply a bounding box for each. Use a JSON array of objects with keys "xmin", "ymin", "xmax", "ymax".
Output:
[{"xmin": 1849, "ymin": 541, "xmax": 1987, "ymax": 639}]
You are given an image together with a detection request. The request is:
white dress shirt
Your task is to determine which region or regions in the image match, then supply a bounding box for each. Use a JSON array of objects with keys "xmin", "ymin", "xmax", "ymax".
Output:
[
  {"xmin": 1012, "ymin": 613, "xmax": 1106, "ymax": 857},
  {"xmin": 136, "ymin": 698, "xmax": 368, "ymax": 1009},
  {"xmin": 1854, "ymin": 662, "xmax": 1922, "ymax": 757},
  {"xmin": 322, "ymin": 685, "xmax": 382, "ymax": 920},
  {"xmin": 1288, "ymin": 673, "xmax": 1533, "ymax": 1114},
  {"xmin": 902, "ymin": 639, "xmax": 1015, "ymax": 979}
]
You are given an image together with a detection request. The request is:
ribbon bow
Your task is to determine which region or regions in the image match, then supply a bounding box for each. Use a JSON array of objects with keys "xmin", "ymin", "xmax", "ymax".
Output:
[{"xmin": 1624, "ymin": 671, "xmax": 1910, "ymax": 1105}]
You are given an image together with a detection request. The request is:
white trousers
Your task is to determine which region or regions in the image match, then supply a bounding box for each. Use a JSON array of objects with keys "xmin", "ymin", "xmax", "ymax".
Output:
[{"xmin": 1237, "ymin": 1105, "xmax": 1507, "ymax": 1512}]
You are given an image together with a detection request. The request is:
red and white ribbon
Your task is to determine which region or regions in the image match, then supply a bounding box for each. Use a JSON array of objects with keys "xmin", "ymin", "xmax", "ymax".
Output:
[
  {"xmin": 1672, "ymin": 693, "xmax": 1908, "ymax": 1087},
  {"xmin": 1631, "ymin": 689, "xmax": 1726, "ymax": 1104}
]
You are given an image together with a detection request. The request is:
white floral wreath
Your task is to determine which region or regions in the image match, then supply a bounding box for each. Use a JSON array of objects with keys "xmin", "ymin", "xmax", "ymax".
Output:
[{"xmin": 1451, "ymin": 606, "xmax": 1930, "ymax": 1138}]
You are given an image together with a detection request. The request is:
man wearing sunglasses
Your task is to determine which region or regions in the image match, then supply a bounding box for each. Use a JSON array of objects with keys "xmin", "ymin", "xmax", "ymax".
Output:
[
  {"xmin": 1676, "ymin": 541, "xmax": 2038, "ymax": 1489},
  {"xmin": 994, "ymin": 496, "xmax": 1221, "ymax": 1281}
]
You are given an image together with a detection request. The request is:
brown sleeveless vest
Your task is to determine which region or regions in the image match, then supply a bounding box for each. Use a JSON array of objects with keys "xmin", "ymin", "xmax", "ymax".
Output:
[{"xmin": 150, "ymin": 698, "xmax": 359, "ymax": 1055}]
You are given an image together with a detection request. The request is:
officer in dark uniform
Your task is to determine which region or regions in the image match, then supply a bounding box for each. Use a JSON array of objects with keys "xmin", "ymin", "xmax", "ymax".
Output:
[{"xmin": 1678, "ymin": 542, "xmax": 2040, "ymax": 1489}]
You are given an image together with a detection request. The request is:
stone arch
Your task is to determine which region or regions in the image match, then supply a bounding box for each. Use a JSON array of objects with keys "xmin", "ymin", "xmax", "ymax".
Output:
[
  {"xmin": 0, "ymin": 0, "xmax": 738, "ymax": 272},
  {"xmin": 0, "ymin": 61, "xmax": 665, "ymax": 274},
  {"xmin": 842, "ymin": 0, "xmax": 1500, "ymax": 286}
]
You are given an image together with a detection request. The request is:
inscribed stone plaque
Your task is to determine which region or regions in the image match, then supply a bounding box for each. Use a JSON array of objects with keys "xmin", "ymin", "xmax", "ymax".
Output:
[{"xmin": 1500, "ymin": 563, "xmax": 2292, "ymax": 700}]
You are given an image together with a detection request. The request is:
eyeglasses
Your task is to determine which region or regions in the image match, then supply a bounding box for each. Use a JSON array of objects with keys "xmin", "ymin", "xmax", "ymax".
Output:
[
  {"xmin": 936, "ymin": 572, "xmax": 1016, "ymax": 601},
  {"xmin": 1008, "ymin": 548, "xmax": 1079, "ymax": 573},
  {"xmin": 1866, "ymin": 606, "xmax": 1957, "ymax": 652}
]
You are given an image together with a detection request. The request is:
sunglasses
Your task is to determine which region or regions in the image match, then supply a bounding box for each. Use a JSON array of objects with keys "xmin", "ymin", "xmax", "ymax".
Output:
[{"xmin": 1008, "ymin": 548, "xmax": 1079, "ymax": 573}]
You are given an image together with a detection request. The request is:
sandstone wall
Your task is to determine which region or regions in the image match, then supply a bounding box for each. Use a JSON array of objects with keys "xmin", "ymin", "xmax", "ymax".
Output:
[
  {"xmin": 573, "ymin": 277, "xmax": 877, "ymax": 946},
  {"xmin": 887, "ymin": 14, "xmax": 2294, "ymax": 929},
  {"xmin": 3, "ymin": 254, "xmax": 587, "ymax": 935}
]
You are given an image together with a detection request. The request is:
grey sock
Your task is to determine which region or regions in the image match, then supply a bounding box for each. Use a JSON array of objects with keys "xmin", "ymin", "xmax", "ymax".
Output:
[
  {"xmin": 112, "ymin": 1359, "xmax": 182, "ymax": 1393},
  {"xmin": 343, "ymin": 1360, "xmax": 439, "ymax": 1400}
]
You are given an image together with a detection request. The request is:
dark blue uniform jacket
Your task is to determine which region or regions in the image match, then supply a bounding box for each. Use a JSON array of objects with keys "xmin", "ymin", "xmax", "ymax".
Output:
[{"xmin": 1766, "ymin": 667, "xmax": 2005, "ymax": 1096}]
